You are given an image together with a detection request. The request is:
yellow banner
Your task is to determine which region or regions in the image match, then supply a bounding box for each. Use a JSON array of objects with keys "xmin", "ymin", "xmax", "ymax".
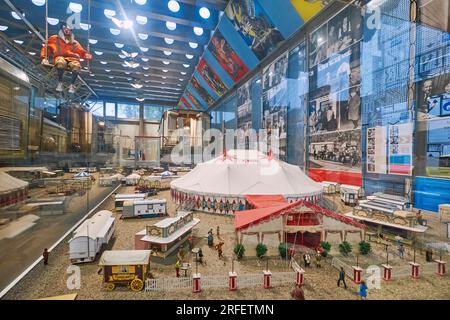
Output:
[{"xmin": 290, "ymin": 0, "xmax": 324, "ymax": 22}]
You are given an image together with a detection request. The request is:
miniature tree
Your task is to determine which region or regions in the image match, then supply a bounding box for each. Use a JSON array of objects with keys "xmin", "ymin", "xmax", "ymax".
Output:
[
  {"xmin": 256, "ymin": 243, "xmax": 268, "ymax": 258},
  {"xmin": 358, "ymin": 241, "xmax": 371, "ymax": 255},
  {"xmin": 339, "ymin": 241, "xmax": 352, "ymax": 256},
  {"xmin": 320, "ymin": 241, "xmax": 331, "ymax": 257},
  {"xmin": 278, "ymin": 242, "xmax": 288, "ymax": 258},
  {"xmin": 234, "ymin": 243, "xmax": 245, "ymax": 259}
]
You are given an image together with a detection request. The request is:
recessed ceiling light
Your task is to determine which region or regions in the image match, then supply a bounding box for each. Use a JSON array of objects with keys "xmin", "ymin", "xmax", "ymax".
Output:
[
  {"xmin": 0, "ymin": 25, "xmax": 8, "ymax": 31},
  {"xmin": 162, "ymin": 76, "xmax": 167, "ymax": 79},
  {"xmin": 163, "ymin": 51, "xmax": 172, "ymax": 56},
  {"xmin": 162, "ymin": 69, "xmax": 168, "ymax": 73},
  {"xmin": 125, "ymin": 71, "xmax": 131, "ymax": 75},
  {"xmin": 199, "ymin": 7, "xmax": 210, "ymax": 19},
  {"xmin": 108, "ymin": 76, "xmax": 114, "ymax": 79},
  {"xmin": 179, "ymin": 78, "xmax": 184, "ymax": 81},
  {"xmin": 164, "ymin": 38, "xmax": 174, "ymax": 45},
  {"xmin": 94, "ymin": 51, "xmax": 103, "ymax": 55},
  {"xmin": 114, "ymin": 43, "xmax": 124, "ymax": 48},
  {"xmin": 185, "ymin": 54, "xmax": 194, "ymax": 59},
  {"xmin": 168, "ymin": 0, "xmax": 180, "ymax": 13},
  {"xmin": 166, "ymin": 21, "xmax": 177, "ymax": 31},
  {"xmin": 136, "ymin": 97, "xmax": 145, "ymax": 102},
  {"xmin": 180, "ymin": 72, "xmax": 186, "ymax": 75},
  {"xmin": 162, "ymin": 61, "xmax": 170, "ymax": 65},
  {"xmin": 136, "ymin": 15, "xmax": 147, "ymax": 25},
  {"xmin": 109, "ymin": 28, "xmax": 120, "ymax": 35},
  {"xmin": 28, "ymin": 52, "xmax": 36, "ymax": 56},
  {"xmin": 90, "ymin": 73, "xmax": 95, "ymax": 77},
  {"xmin": 89, "ymin": 39, "xmax": 98, "ymax": 44},
  {"xmin": 100, "ymin": 61, "xmax": 107, "ymax": 65},
  {"xmin": 189, "ymin": 42, "xmax": 198, "ymax": 49},
  {"xmin": 143, "ymin": 66, "xmax": 149, "ymax": 70},
  {"xmin": 105, "ymin": 69, "xmax": 111, "ymax": 72},
  {"xmin": 69, "ymin": 2, "xmax": 83, "ymax": 13},
  {"xmin": 47, "ymin": 17, "xmax": 59, "ymax": 25},
  {"xmin": 183, "ymin": 64, "xmax": 190, "ymax": 68},
  {"xmin": 32, "ymin": 0, "xmax": 46, "ymax": 6},
  {"xmin": 118, "ymin": 54, "xmax": 126, "ymax": 59},
  {"xmin": 141, "ymin": 58, "xmax": 149, "ymax": 62},
  {"xmin": 138, "ymin": 33, "xmax": 148, "ymax": 40},
  {"xmin": 80, "ymin": 23, "xmax": 91, "ymax": 30},
  {"xmin": 104, "ymin": 9, "xmax": 116, "ymax": 19},
  {"xmin": 11, "ymin": 12, "xmax": 24, "ymax": 20},
  {"xmin": 131, "ymin": 83, "xmax": 143, "ymax": 89},
  {"xmin": 193, "ymin": 27, "xmax": 203, "ymax": 36},
  {"xmin": 140, "ymin": 47, "xmax": 149, "ymax": 52},
  {"xmin": 134, "ymin": 0, "xmax": 147, "ymax": 5},
  {"xmin": 14, "ymin": 40, "xmax": 24, "ymax": 44}
]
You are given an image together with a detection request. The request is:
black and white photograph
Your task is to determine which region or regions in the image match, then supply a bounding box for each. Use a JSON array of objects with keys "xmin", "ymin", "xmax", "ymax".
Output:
[
  {"xmin": 339, "ymin": 86, "xmax": 361, "ymax": 130},
  {"xmin": 236, "ymin": 79, "xmax": 252, "ymax": 136},
  {"xmin": 263, "ymin": 52, "xmax": 289, "ymax": 91},
  {"xmin": 309, "ymin": 23, "xmax": 328, "ymax": 67},
  {"xmin": 309, "ymin": 129, "xmax": 362, "ymax": 172},
  {"xmin": 308, "ymin": 93, "xmax": 338, "ymax": 134}
]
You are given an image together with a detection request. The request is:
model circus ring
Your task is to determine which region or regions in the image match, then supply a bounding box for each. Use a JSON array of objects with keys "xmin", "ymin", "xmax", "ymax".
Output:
[{"xmin": 170, "ymin": 150, "xmax": 323, "ymax": 214}]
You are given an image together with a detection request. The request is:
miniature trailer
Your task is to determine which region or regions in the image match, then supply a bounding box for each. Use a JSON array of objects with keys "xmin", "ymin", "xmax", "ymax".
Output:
[
  {"xmin": 114, "ymin": 193, "xmax": 146, "ymax": 211},
  {"xmin": 122, "ymin": 199, "xmax": 167, "ymax": 219},
  {"xmin": 340, "ymin": 184, "xmax": 364, "ymax": 205},
  {"xmin": 321, "ymin": 181, "xmax": 340, "ymax": 194},
  {"xmin": 99, "ymin": 250, "xmax": 152, "ymax": 291},
  {"xmin": 135, "ymin": 211, "xmax": 200, "ymax": 258},
  {"xmin": 68, "ymin": 210, "xmax": 115, "ymax": 263}
]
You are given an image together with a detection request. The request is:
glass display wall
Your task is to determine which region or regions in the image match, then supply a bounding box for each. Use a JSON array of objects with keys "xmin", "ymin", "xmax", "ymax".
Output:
[{"xmin": 207, "ymin": 0, "xmax": 450, "ymax": 212}]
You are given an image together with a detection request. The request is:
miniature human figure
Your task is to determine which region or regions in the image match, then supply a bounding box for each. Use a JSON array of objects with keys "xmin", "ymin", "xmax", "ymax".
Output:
[
  {"xmin": 303, "ymin": 253, "xmax": 311, "ymax": 267},
  {"xmin": 358, "ymin": 280, "xmax": 368, "ymax": 300},
  {"xmin": 188, "ymin": 235, "xmax": 194, "ymax": 250},
  {"xmin": 337, "ymin": 267, "xmax": 347, "ymax": 289},
  {"xmin": 398, "ymin": 244, "xmax": 405, "ymax": 259},
  {"xmin": 175, "ymin": 260, "xmax": 182, "ymax": 278},
  {"xmin": 291, "ymin": 284, "xmax": 305, "ymax": 300},
  {"xmin": 177, "ymin": 245, "xmax": 186, "ymax": 263},
  {"xmin": 216, "ymin": 241, "xmax": 224, "ymax": 259},
  {"xmin": 416, "ymin": 210, "xmax": 424, "ymax": 226},
  {"xmin": 41, "ymin": 22, "xmax": 92, "ymax": 93},
  {"xmin": 197, "ymin": 248, "xmax": 204, "ymax": 265},
  {"xmin": 207, "ymin": 230, "xmax": 214, "ymax": 247},
  {"xmin": 426, "ymin": 248, "xmax": 433, "ymax": 262},
  {"xmin": 315, "ymin": 250, "xmax": 322, "ymax": 268},
  {"xmin": 42, "ymin": 248, "xmax": 49, "ymax": 265}
]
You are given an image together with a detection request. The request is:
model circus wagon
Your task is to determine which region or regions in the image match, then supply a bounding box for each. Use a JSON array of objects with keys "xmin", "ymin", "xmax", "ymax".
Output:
[{"xmin": 98, "ymin": 250, "xmax": 152, "ymax": 292}]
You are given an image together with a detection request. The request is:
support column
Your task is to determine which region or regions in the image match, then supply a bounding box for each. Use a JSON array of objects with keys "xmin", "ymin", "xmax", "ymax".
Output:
[
  {"xmin": 435, "ymin": 260, "xmax": 446, "ymax": 276},
  {"xmin": 263, "ymin": 270, "xmax": 272, "ymax": 289},
  {"xmin": 409, "ymin": 262, "xmax": 420, "ymax": 279},
  {"xmin": 381, "ymin": 264, "xmax": 392, "ymax": 281},
  {"xmin": 352, "ymin": 266, "xmax": 363, "ymax": 284},
  {"xmin": 192, "ymin": 273, "xmax": 201, "ymax": 293},
  {"xmin": 229, "ymin": 272, "xmax": 237, "ymax": 291}
]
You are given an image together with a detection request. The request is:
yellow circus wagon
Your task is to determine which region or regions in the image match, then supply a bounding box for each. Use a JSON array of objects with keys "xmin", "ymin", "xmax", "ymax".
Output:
[{"xmin": 98, "ymin": 250, "xmax": 152, "ymax": 292}]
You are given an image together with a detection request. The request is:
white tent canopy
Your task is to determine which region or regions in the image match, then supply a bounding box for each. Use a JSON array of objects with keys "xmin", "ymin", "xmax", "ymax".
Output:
[
  {"xmin": 74, "ymin": 171, "xmax": 90, "ymax": 178},
  {"xmin": 170, "ymin": 149, "xmax": 323, "ymax": 199},
  {"xmin": 99, "ymin": 250, "xmax": 152, "ymax": 266},
  {"xmin": 0, "ymin": 172, "xmax": 29, "ymax": 195}
]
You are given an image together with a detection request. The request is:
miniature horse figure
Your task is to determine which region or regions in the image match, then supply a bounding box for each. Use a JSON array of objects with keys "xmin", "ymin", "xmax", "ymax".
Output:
[{"xmin": 41, "ymin": 22, "xmax": 92, "ymax": 93}]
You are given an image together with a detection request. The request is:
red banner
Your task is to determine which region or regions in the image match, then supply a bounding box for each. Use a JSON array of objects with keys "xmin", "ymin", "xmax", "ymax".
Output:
[{"xmin": 308, "ymin": 168, "xmax": 362, "ymax": 186}]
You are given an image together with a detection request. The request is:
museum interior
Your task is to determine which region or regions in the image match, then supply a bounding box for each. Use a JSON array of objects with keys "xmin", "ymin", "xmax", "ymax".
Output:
[{"xmin": 0, "ymin": 0, "xmax": 449, "ymax": 300}]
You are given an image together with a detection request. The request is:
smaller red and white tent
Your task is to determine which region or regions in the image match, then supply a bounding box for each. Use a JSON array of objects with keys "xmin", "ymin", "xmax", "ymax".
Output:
[
  {"xmin": 0, "ymin": 172, "xmax": 29, "ymax": 207},
  {"xmin": 235, "ymin": 196, "xmax": 365, "ymax": 253}
]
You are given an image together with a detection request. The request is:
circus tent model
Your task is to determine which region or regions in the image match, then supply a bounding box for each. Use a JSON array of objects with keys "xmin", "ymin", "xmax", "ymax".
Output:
[
  {"xmin": 170, "ymin": 150, "xmax": 323, "ymax": 214},
  {"xmin": 0, "ymin": 172, "xmax": 29, "ymax": 208}
]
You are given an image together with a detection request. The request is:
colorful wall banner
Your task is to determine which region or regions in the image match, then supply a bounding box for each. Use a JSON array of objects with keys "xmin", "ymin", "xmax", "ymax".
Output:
[
  {"xmin": 197, "ymin": 59, "xmax": 228, "ymax": 97},
  {"xmin": 224, "ymin": 0, "xmax": 284, "ymax": 60},
  {"xmin": 290, "ymin": 0, "xmax": 326, "ymax": 23},
  {"xmin": 207, "ymin": 30, "xmax": 249, "ymax": 83},
  {"xmin": 190, "ymin": 76, "xmax": 216, "ymax": 107}
]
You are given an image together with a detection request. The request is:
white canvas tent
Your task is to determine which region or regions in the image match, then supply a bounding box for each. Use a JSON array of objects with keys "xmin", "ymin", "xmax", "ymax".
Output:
[
  {"xmin": 126, "ymin": 173, "xmax": 141, "ymax": 185},
  {"xmin": 0, "ymin": 172, "xmax": 29, "ymax": 207},
  {"xmin": 170, "ymin": 149, "xmax": 323, "ymax": 213},
  {"xmin": 74, "ymin": 171, "xmax": 91, "ymax": 179},
  {"xmin": 99, "ymin": 250, "xmax": 152, "ymax": 266}
]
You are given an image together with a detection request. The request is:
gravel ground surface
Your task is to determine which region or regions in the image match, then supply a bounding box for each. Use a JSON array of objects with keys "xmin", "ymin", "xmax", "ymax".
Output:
[{"xmin": 3, "ymin": 188, "xmax": 449, "ymax": 300}]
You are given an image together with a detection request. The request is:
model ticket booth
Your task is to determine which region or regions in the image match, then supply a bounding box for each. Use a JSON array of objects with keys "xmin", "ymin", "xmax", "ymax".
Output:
[{"xmin": 99, "ymin": 250, "xmax": 152, "ymax": 292}]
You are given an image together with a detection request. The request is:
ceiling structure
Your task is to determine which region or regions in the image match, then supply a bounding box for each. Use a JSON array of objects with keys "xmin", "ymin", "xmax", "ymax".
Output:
[{"xmin": 0, "ymin": 0, "xmax": 228, "ymax": 106}]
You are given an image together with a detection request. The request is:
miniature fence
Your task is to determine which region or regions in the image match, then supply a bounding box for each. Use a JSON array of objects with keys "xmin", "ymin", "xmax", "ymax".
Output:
[
  {"xmin": 331, "ymin": 257, "xmax": 446, "ymax": 280},
  {"xmin": 144, "ymin": 271, "xmax": 295, "ymax": 292}
]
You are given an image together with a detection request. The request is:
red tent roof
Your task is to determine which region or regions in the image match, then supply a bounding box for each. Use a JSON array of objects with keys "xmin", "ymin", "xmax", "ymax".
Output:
[
  {"xmin": 235, "ymin": 198, "xmax": 365, "ymax": 231},
  {"xmin": 244, "ymin": 195, "xmax": 288, "ymax": 208}
]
